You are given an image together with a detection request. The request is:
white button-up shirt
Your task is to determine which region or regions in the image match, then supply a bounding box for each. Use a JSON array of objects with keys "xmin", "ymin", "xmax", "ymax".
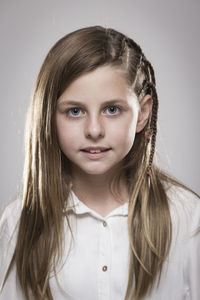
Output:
[{"xmin": 0, "ymin": 185, "xmax": 200, "ymax": 300}]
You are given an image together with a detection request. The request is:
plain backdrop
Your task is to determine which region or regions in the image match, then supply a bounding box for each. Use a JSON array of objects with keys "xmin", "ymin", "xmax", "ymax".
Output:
[{"xmin": 0, "ymin": 0, "xmax": 200, "ymax": 215}]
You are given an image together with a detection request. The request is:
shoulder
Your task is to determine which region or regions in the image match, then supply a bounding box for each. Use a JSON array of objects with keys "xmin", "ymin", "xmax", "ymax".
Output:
[
  {"xmin": 166, "ymin": 184, "xmax": 200, "ymax": 239},
  {"xmin": 167, "ymin": 183, "xmax": 200, "ymax": 208},
  {"xmin": 166, "ymin": 185, "xmax": 200, "ymax": 298},
  {"xmin": 0, "ymin": 198, "xmax": 22, "ymax": 239},
  {"xmin": 0, "ymin": 199, "xmax": 22, "ymax": 292}
]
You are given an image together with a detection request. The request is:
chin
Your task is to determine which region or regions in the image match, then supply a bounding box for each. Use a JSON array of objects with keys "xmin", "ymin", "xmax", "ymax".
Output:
[
  {"xmin": 82, "ymin": 169, "xmax": 110, "ymax": 176},
  {"xmin": 71, "ymin": 162, "xmax": 121, "ymax": 177}
]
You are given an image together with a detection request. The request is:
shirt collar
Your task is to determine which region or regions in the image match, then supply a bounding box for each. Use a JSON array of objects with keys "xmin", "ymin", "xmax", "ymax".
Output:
[{"xmin": 64, "ymin": 190, "xmax": 128, "ymax": 220}]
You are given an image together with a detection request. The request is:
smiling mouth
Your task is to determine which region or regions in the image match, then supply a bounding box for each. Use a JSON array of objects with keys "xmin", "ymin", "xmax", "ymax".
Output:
[
  {"xmin": 81, "ymin": 149, "xmax": 110, "ymax": 153},
  {"xmin": 81, "ymin": 145, "xmax": 111, "ymax": 154}
]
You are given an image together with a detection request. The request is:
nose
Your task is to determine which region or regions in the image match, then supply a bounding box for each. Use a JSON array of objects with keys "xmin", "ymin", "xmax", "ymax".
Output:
[{"xmin": 84, "ymin": 114, "xmax": 105, "ymax": 139}]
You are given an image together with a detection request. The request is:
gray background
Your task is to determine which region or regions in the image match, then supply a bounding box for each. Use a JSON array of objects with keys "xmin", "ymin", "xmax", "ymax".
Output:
[{"xmin": 0, "ymin": 0, "xmax": 200, "ymax": 215}]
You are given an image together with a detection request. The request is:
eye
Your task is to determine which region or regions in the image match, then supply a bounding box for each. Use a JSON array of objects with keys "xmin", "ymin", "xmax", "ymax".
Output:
[
  {"xmin": 105, "ymin": 106, "xmax": 121, "ymax": 115},
  {"xmin": 66, "ymin": 107, "xmax": 84, "ymax": 117}
]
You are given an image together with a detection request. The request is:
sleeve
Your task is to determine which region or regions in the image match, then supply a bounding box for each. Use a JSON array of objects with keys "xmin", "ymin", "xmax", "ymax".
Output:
[
  {"xmin": 0, "ymin": 199, "xmax": 21, "ymax": 292},
  {"xmin": 183, "ymin": 199, "xmax": 200, "ymax": 300}
]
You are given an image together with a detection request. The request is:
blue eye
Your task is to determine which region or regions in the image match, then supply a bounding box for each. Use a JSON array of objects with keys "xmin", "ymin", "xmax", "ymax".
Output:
[
  {"xmin": 66, "ymin": 106, "xmax": 120, "ymax": 117},
  {"xmin": 106, "ymin": 106, "xmax": 120, "ymax": 115},
  {"xmin": 67, "ymin": 107, "xmax": 82, "ymax": 117}
]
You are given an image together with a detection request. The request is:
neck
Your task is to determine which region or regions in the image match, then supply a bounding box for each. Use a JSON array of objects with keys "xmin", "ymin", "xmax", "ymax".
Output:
[{"xmin": 70, "ymin": 167, "xmax": 129, "ymax": 216}]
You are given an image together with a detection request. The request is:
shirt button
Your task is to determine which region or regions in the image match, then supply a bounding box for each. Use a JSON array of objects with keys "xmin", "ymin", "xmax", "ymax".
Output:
[
  {"xmin": 103, "ymin": 221, "xmax": 107, "ymax": 227},
  {"xmin": 102, "ymin": 265, "xmax": 108, "ymax": 272}
]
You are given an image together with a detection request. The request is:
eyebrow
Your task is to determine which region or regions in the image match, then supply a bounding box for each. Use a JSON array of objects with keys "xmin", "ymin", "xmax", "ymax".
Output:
[{"xmin": 58, "ymin": 99, "xmax": 127, "ymax": 107}]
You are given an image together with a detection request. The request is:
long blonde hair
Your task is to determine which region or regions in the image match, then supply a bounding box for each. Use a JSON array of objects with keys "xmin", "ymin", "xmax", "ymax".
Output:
[{"xmin": 5, "ymin": 26, "xmax": 196, "ymax": 299}]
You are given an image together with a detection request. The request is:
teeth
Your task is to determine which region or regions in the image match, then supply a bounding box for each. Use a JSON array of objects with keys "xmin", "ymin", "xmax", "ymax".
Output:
[{"xmin": 89, "ymin": 149, "xmax": 101, "ymax": 153}]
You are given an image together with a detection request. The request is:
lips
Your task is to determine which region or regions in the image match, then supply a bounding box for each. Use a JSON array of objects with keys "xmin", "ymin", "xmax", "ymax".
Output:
[
  {"xmin": 81, "ymin": 146, "xmax": 111, "ymax": 153},
  {"xmin": 80, "ymin": 147, "xmax": 111, "ymax": 160}
]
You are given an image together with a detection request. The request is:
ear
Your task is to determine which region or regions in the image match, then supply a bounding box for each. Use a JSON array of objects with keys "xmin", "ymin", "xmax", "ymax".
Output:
[{"xmin": 136, "ymin": 94, "xmax": 153, "ymax": 133}]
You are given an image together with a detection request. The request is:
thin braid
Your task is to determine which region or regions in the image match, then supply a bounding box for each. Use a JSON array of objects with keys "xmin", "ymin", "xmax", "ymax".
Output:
[
  {"xmin": 148, "ymin": 83, "xmax": 158, "ymax": 171},
  {"xmin": 146, "ymin": 60, "xmax": 156, "ymax": 85},
  {"xmin": 137, "ymin": 57, "xmax": 158, "ymax": 174},
  {"xmin": 146, "ymin": 60, "xmax": 158, "ymax": 174},
  {"xmin": 125, "ymin": 37, "xmax": 143, "ymax": 54},
  {"xmin": 123, "ymin": 38, "xmax": 159, "ymax": 175}
]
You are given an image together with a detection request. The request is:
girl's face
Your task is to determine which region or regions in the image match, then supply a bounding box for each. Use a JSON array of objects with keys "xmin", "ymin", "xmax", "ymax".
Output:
[{"xmin": 56, "ymin": 65, "xmax": 140, "ymax": 178}]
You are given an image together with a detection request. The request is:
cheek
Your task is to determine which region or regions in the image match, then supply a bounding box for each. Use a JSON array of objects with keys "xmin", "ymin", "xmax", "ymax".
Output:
[
  {"xmin": 110, "ymin": 117, "xmax": 137, "ymax": 149},
  {"xmin": 116, "ymin": 127, "xmax": 136, "ymax": 151},
  {"xmin": 56, "ymin": 121, "xmax": 79, "ymax": 150}
]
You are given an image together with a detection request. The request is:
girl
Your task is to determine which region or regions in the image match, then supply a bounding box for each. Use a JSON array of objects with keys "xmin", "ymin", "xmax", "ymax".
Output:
[{"xmin": 0, "ymin": 25, "xmax": 199, "ymax": 300}]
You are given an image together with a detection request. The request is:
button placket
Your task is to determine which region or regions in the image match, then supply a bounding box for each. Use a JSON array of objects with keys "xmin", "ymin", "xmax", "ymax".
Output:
[{"xmin": 98, "ymin": 219, "xmax": 110, "ymax": 300}]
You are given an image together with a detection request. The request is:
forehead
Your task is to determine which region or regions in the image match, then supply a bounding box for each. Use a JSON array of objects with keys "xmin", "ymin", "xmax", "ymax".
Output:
[{"xmin": 58, "ymin": 65, "xmax": 132, "ymax": 104}]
